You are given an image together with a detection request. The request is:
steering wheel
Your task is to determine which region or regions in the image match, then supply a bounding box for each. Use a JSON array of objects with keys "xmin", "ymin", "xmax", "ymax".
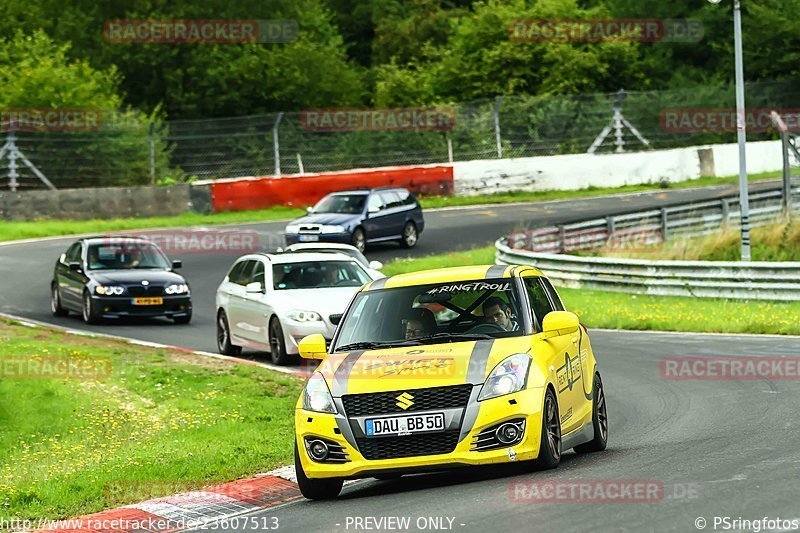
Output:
[{"xmin": 465, "ymin": 323, "xmax": 505, "ymax": 335}]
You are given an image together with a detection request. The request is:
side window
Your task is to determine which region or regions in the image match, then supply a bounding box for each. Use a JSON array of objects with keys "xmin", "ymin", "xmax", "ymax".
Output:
[
  {"xmin": 367, "ymin": 194, "xmax": 383, "ymax": 212},
  {"xmin": 65, "ymin": 243, "xmax": 82, "ymax": 263},
  {"xmin": 380, "ymin": 191, "xmax": 402, "ymax": 209},
  {"xmin": 228, "ymin": 260, "xmax": 254, "ymax": 286},
  {"xmin": 541, "ymin": 278, "xmax": 564, "ymax": 311},
  {"xmin": 398, "ymin": 189, "xmax": 416, "ymax": 207},
  {"xmin": 250, "ymin": 261, "xmax": 265, "ymax": 287},
  {"xmin": 524, "ymin": 277, "xmax": 554, "ymax": 332}
]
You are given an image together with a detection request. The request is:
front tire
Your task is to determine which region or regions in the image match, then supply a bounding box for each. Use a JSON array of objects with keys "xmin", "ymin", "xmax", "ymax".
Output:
[
  {"xmin": 217, "ymin": 311, "xmax": 242, "ymax": 356},
  {"xmin": 82, "ymin": 291, "xmax": 100, "ymax": 324},
  {"xmin": 295, "ymin": 443, "xmax": 343, "ymax": 500},
  {"xmin": 51, "ymin": 284, "xmax": 68, "ymax": 317},
  {"xmin": 400, "ymin": 222, "xmax": 418, "ymax": 248},
  {"xmin": 172, "ymin": 311, "xmax": 192, "ymax": 325},
  {"xmin": 574, "ymin": 374, "xmax": 608, "ymax": 454},
  {"xmin": 269, "ymin": 317, "xmax": 292, "ymax": 365},
  {"xmin": 536, "ymin": 388, "xmax": 562, "ymax": 470}
]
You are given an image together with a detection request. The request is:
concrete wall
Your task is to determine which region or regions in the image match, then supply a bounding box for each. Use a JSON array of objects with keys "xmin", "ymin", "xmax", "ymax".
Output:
[
  {"xmin": 452, "ymin": 140, "xmax": 784, "ymax": 196},
  {"xmin": 0, "ymin": 185, "xmax": 203, "ymax": 221}
]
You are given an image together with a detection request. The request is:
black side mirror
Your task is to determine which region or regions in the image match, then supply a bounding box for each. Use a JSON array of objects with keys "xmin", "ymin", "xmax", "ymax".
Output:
[
  {"xmin": 172, "ymin": 260, "xmax": 182, "ymax": 269},
  {"xmin": 330, "ymin": 313, "xmax": 343, "ymax": 325},
  {"xmin": 68, "ymin": 262, "xmax": 83, "ymax": 273}
]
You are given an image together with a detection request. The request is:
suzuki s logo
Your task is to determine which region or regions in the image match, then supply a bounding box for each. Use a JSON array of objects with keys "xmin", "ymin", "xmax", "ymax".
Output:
[{"xmin": 396, "ymin": 392, "xmax": 414, "ymax": 410}]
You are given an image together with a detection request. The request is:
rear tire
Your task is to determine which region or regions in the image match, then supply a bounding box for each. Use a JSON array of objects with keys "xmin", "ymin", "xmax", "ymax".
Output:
[
  {"xmin": 535, "ymin": 388, "xmax": 561, "ymax": 470},
  {"xmin": 295, "ymin": 443, "xmax": 343, "ymax": 500},
  {"xmin": 82, "ymin": 291, "xmax": 100, "ymax": 324},
  {"xmin": 574, "ymin": 374, "xmax": 608, "ymax": 454},
  {"xmin": 351, "ymin": 227, "xmax": 366, "ymax": 253},
  {"xmin": 216, "ymin": 311, "xmax": 241, "ymax": 356},
  {"xmin": 51, "ymin": 284, "xmax": 68, "ymax": 317},
  {"xmin": 400, "ymin": 222, "xmax": 418, "ymax": 248},
  {"xmin": 269, "ymin": 317, "xmax": 292, "ymax": 365}
]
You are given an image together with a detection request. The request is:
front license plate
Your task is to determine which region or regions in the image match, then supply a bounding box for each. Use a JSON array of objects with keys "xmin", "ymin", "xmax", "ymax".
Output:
[
  {"xmin": 298, "ymin": 234, "xmax": 320, "ymax": 242},
  {"xmin": 365, "ymin": 412, "xmax": 445, "ymax": 437},
  {"xmin": 133, "ymin": 297, "xmax": 163, "ymax": 306}
]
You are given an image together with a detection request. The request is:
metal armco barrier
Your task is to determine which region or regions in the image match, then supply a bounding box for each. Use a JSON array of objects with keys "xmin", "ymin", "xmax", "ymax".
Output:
[{"xmin": 497, "ymin": 183, "xmax": 800, "ymax": 301}]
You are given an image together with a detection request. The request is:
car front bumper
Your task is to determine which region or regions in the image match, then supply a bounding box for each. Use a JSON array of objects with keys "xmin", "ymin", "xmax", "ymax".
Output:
[
  {"xmin": 89, "ymin": 295, "xmax": 192, "ymax": 319},
  {"xmin": 283, "ymin": 232, "xmax": 353, "ymax": 246},
  {"xmin": 282, "ymin": 319, "xmax": 336, "ymax": 355},
  {"xmin": 295, "ymin": 387, "xmax": 544, "ymax": 479}
]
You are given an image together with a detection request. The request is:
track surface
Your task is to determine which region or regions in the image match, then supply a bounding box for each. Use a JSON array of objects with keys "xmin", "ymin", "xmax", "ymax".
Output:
[
  {"xmin": 1, "ymin": 181, "xmax": 799, "ymax": 532},
  {"xmin": 202, "ymin": 330, "xmax": 800, "ymax": 533},
  {"xmin": 0, "ymin": 180, "xmax": 780, "ymax": 354}
]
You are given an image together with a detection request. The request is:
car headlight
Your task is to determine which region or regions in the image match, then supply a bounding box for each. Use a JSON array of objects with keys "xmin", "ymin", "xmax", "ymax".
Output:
[
  {"xmin": 320, "ymin": 225, "xmax": 346, "ymax": 234},
  {"xmin": 303, "ymin": 373, "xmax": 337, "ymax": 414},
  {"xmin": 165, "ymin": 284, "xmax": 190, "ymax": 295},
  {"xmin": 288, "ymin": 310, "xmax": 322, "ymax": 322},
  {"xmin": 478, "ymin": 354, "xmax": 531, "ymax": 401},
  {"xmin": 95, "ymin": 286, "xmax": 124, "ymax": 296},
  {"xmin": 285, "ymin": 224, "xmax": 300, "ymax": 234}
]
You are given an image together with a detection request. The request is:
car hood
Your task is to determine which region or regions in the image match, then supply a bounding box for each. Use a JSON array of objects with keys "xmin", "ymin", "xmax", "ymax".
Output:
[
  {"xmin": 274, "ymin": 287, "xmax": 360, "ymax": 317},
  {"xmin": 88, "ymin": 270, "xmax": 186, "ymax": 285},
  {"xmin": 288, "ymin": 213, "xmax": 361, "ymax": 226},
  {"xmin": 317, "ymin": 336, "xmax": 535, "ymax": 395}
]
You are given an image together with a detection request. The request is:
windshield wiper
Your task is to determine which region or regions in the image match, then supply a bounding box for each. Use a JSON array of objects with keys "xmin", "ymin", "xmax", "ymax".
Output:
[
  {"xmin": 408, "ymin": 332, "xmax": 494, "ymax": 344},
  {"xmin": 335, "ymin": 339, "xmax": 421, "ymax": 352}
]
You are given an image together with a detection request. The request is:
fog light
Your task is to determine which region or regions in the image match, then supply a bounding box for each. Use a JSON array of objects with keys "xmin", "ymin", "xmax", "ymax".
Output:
[
  {"xmin": 308, "ymin": 439, "xmax": 329, "ymax": 461},
  {"xmin": 496, "ymin": 423, "xmax": 521, "ymax": 445}
]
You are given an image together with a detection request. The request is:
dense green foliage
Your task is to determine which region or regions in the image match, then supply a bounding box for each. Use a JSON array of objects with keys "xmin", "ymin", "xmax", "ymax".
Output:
[{"xmin": 1, "ymin": 0, "xmax": 798, "ymax": 119}]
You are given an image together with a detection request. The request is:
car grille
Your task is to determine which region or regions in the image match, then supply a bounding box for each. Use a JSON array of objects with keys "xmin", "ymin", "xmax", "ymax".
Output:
[
  {"xmin": 127, "ymin": 286, "xmax": 165, "ymax": 297},
  {"xmin": 342, "ymin": 384, "xmax": 473, "ymax": 417},
  {"xmin": 356, "ymin": 431, "xmax": 460, "ymax": 460}
]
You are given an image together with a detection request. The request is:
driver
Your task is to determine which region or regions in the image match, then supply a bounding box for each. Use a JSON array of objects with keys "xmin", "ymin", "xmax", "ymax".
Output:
[
  {"xmin": 404, "ymin": 307, "xmax": 437, "ymax": 340},
  {"xmin": 482, "ymin": 297, "xmax": 518, "ymax": 332}
]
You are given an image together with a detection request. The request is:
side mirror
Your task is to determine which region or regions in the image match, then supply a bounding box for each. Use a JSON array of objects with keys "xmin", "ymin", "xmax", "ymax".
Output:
[
  {"xmin": 329, "ymin": 313, "xmax": 343, "ymax": 326},
  {"xmin": 172, "ymin": 260, "xmax": 182, "ymax": 269},
  {"xmin": 246, "ymin": 281, "xmax": 265, "ymax": 294},
  {"xmin": 542, "ymin": 311, "xmax": 580, "ymax": 337},
  {"xmin": 299, "ymin": 333, "xmax": 328, "ymax": 360},
  {"xmin": 68, "ymin": 262, "xmax": 83, "ymax": 273},
  {"xmin": 368, "ymin": 260, "xmax": 383, "ymax": 270},
  {"xmin": 306, "ymin": 206, "xmax": 314, "ymax": 214},
  {"xmin": 368, "ymin": 206, "xmax": 381, "ymax": 214}
]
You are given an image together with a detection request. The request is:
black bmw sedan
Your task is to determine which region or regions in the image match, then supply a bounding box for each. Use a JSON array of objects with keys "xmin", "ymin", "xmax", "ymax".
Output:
[{"xmin": 51, "ymin": 236, "xmax": 192, "ymax": 324}]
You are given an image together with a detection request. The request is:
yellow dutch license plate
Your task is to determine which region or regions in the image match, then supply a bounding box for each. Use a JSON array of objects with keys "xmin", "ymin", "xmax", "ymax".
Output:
[{"xmin": 133, "ymin": 297, "xmax": 163, "ymax": 306}]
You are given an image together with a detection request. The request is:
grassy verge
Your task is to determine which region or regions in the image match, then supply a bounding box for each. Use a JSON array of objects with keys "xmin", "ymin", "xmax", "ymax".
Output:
[
  {"xmin": 383, "ymin": 245, "xmax": 800, "ymax": 335},
  {"xmin": 0, "ymin": 319, "xmax": 303, "ymax": 520},
  {"xmin": 0, "ymin": 171, "xmax": 781, "ymax": 244}
]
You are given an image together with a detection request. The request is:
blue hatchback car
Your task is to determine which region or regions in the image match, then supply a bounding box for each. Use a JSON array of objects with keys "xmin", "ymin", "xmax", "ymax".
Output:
[{"xmin": 283, "ymin": 187, "xmax": 425, "ymax": 252}]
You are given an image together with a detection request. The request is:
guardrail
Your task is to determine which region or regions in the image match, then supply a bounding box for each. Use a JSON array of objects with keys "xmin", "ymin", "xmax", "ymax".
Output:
[{"xmin": 497, "ymin": 182, "xmax": 800, "ymax": 301}]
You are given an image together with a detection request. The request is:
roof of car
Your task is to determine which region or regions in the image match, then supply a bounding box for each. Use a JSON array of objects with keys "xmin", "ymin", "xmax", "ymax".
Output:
[
  {"xmin": 284, "ymin": 242, "xmax": 358, "ymax": 251},
  {"xmin": 79, "ymin": 235, "xmax": 152, "ymax": 244},
  {"xmin": 362, "ymin": 265, "xmax": 544, "ymax": 291},
  {"xmin": 329, "ymin": 186, "xmax": 408, "ymax": 195},
  {"xmin": 249, "ymin": 251, "xmax": 361, "ymax": 265}
]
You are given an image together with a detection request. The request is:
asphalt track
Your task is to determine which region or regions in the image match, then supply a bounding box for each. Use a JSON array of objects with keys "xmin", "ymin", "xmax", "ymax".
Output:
[
  {"xmin": 205, "ymin": 330, "xmax": 800, "ymax": 533},
  {"xmin": 0, "ymin": 180, "xmax": 782, "ymax": 354},
  {"xmin": 2, "ymin": 180, "xmax": 800, "ymax": 532}
]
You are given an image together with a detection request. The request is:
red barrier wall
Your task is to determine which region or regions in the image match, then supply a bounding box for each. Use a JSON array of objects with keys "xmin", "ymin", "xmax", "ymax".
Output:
[{"xmin": 209, "ymin": 165, "xmax": 453, "ymax": 213}]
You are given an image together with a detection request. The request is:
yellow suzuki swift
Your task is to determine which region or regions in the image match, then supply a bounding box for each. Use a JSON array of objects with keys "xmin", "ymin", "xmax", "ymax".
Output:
[{"xmin": 294, "ymin": 265, "xmax": 608, "ymax": 499}]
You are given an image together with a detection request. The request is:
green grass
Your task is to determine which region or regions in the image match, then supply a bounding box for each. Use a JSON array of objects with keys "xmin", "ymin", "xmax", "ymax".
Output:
[
  {"xmin": 0, "ymin": 171, "xmax": 781, "ymax": 244},
  {"xmin": 383, "ymin": 245, "xmax": 800, "ymax": 335},
  {"xmin": 0, "ymin": 319, "xmax": 303, "ymax": 520}
]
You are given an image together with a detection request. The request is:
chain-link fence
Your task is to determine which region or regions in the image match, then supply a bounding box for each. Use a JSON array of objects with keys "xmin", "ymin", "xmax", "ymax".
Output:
[{"xmin": 1, "ymin": 80, "xmax": 798, "ymax": 190}]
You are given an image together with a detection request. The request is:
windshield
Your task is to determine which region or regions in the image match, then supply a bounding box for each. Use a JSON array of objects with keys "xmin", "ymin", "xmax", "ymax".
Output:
[
  {"xmin": 273, "ymin": 260, "xmax": 371, "ymax": 290},
  {"xmin": 87, "ymin": 242, "xmax": 171, "ymax": 271},
  {"xmin": 333, "ymin": 278, "xmax": 525, "ymax": 351},
  {"xmin": 312, "ymin": 194, "xmax": 367, "ymax": 214}
]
